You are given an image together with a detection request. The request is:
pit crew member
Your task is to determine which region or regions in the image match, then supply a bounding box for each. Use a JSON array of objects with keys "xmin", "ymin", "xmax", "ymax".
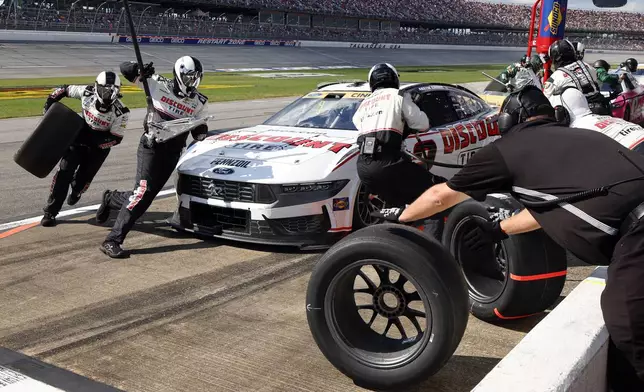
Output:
[
  {"xmin": 352, "ymin": 63, "xmax": 447, "ymax": 238},
  {"xmin": 40, "ymin": 71, "xmax": 129, "ymax": 227},
  {"xmin": 392, "ymin": 85, "xmax": 644, "ymax": 392},
  {"xmin": 621, "ymin": 58, "xmax": 638, "ymax": 73},
  {"xmin": 543, "ymin": 39, "xmax": 610, "ymax": 115},
  {"xmin": 96, "ymin": 56, "xmax": 209, "ymax": 258},
  {"xmin": 500, "ymin": 55, "xmax": 542, "ymax": 91},
  {"xmin": 593, "ymin": 59, "xmax": 623, "ymax": 92},
  {"xmin": 552, "ymin": 87, "xmax": 644, "ymax": 153}
]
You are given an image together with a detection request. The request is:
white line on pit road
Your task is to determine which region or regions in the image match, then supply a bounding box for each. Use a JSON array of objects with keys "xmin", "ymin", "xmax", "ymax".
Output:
[{"xmin": 0, "ymin": 188, "xmax": 176, "ymax": 232}]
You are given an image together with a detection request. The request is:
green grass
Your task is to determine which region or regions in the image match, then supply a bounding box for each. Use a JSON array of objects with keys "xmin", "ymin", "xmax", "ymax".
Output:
[{"xmin": 0, "ymin": 65, "xmax": 506, "ymax": 119}]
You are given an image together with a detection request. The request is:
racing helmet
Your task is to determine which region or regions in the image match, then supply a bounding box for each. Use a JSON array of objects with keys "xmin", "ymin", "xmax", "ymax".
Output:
[
  {"xmin": 173, "ymin": 56, "xmax": 203, "ymax": 97},
  {"xmin": 94, "ymin": 71, "xmax": 121, "ymax": 107},
  {"xmin": 558, "ymin": 87, "xmax": 592, "ymax": 126},
  {"xmin": 530, "ymin": 54, "xmax": 543, "ymax": 70},
  {"xmin": 625, "ymin": 58, "xmax": 638, "ymax": 73},
  {"xmin": 498, "ymin": 85, "xmax": 555, "ymax": 134},
  {"xmin": 368, "ymin": 63, "xmax": 400, "ymax": 92},
  {"xmin": 572, "ymin": 41, "xmax": 586, "ymax": 60},
  {"xmin": 593, "ymin": 59, "xmax": 611, "ymax": 72},
  {"xmin": 520, "ymin": 54, "xmax": 530, "ymax": 67},
  {"xmin": 548, "ymin": 39, "xmax": 577, "ymax": 69}
]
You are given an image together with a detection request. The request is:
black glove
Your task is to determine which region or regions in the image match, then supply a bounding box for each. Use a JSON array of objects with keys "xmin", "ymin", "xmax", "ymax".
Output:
[
  {"xmin": 464, "ymin": 219, "xmax": 508, "ymax": 252},
  {"xmin": 43, "ymin": 98, "xmax": 55, "ymax": 114},
  {"xmin": 370, "ymin": 206, "xmax": 407, "ymax": 223},
  {"xmin": 191, "ymin": 124, "xmax": 208, "ymax": 142},
  {"xmin": 141, "ymin": 62, "xmax": 155, "ymax": 79}
]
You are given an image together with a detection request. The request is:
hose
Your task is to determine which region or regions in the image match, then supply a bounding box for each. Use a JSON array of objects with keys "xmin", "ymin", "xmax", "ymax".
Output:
[{"xmin": 518, "ymin": 187, "xmax": 609, "ymax": 208}]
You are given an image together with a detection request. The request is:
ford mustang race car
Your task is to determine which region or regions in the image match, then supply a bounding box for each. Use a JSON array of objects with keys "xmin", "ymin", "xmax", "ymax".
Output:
[{"xmin": 168, "ymin": 81, "xmax": 501, "ymax": 249}]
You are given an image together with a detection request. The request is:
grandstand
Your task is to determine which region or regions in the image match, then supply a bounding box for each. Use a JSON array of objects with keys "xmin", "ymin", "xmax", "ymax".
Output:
[{"xmin": 1, "ymin": 0, "xmax": 643, "ymax": 49}]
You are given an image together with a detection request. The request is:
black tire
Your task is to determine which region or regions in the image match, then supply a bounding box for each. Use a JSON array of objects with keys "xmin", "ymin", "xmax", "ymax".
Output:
[
  {"xmin": 442, "ymin": 195, "xmax": 567, "ymax": 322},
  {"xmin": 14, "ymin": 102, "xmax": 85, "ymax": 178},
  {"xmin": 306, "ymin": 224, "xmax": 469, "ymax": 390}
]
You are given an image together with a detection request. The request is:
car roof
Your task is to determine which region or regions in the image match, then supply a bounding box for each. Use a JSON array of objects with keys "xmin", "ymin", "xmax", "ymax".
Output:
[{"xmin": 316, "ymin": 81, "xmax": 480, "ymax": 96}]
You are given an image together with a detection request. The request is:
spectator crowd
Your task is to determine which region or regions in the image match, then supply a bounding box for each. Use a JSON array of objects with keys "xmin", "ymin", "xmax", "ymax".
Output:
[{"xmin": 1, "ymin": 0, "xmax": 644, "ymax": 49}]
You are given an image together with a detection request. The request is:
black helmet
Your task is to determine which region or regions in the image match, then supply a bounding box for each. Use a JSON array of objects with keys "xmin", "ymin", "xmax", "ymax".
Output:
[
  {"xmin": 520, "ymin": 54, "xmax": 530, "ymax": 66},
  {"xmin": 498, "ymin": 85, "xmax": 555, "ymax": 134},
  {"xmin": 593, "ymin": 59, "xmax": 610, "ymax": 72},
  {"xmin": 530, "ymin": 54, "xmax": 543, "ymax": 71},
  {"xmin": 368, "ymin": 63, "xmax": 400, "ymax": 92},
  {"xmin": 625, "ymin": 58, "xmax": 638, "ymax": 73},
  {"xmin": 548, "ymin": 39, "xmax": 577, "ymax": 69}
]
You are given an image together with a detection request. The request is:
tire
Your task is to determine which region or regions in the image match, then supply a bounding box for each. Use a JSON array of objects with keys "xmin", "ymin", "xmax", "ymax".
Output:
[
  {"xmin": 442, "ymin": 195, "xmax": 567, "ymax": 322},
  {"xmin": 625, "ymin": 105, "xmax": 631, "ymax": 122},
  {"xmin": 351, "ymin": 181, "xmax": 386, "ymax": 230},
  {"xmin": 306, "ymin": 224, "xmax": 469, "ymax": 390},
  {"xmin": 14, "ymin": 102, "xmax": 85, "ymax": 178}
]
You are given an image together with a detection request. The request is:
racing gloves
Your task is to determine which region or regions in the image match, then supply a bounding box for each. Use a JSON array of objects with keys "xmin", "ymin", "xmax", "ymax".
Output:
[
  {"xmin": 43, "ymin": 86, "xmax": 68, "ymax": 114},
  {"xmin": 191, "ymin": 124, "xmax": 208, "ymax": 142},
  {"xmin": 371, "ymin": 206, "xmax": 407, "ymax": 223},
  {"xmin": 463, "ymin": 218, "xmax": 508, "ymax": 252}
]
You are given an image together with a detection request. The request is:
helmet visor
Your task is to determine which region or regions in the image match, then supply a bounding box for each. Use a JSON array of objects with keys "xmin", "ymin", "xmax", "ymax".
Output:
[
  {"xmin": 180, "ymin": 70, "xmax": 202, "ymax": 89},
  {"xmin": 96, "ymin": 84, "xmax": 119, "ymax": 104}
]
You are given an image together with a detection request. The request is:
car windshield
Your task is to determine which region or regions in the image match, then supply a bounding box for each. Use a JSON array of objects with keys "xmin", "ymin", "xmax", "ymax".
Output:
[{"xmin": 263, "ymin": 91, "xmax": 370, "ymax": 131}]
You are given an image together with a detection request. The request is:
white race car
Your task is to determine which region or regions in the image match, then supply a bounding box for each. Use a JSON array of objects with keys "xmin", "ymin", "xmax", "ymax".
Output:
[{"xmin": 168, "ymin": 81, "xmax": 501, "ymax": 249}]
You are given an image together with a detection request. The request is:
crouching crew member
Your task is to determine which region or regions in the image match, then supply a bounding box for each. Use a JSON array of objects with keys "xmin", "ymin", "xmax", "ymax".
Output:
[
  {"xmin": 384, "ymin": 85, "xmax": 644, "ymax": 392},
  {"xmin": 41, "ymin": 71, "xmax": 129, "ymax": 227},
  {"xmin": 352, "ymin": 63, "xmax": 447, "ymax": 239},
  {"xmin": 96, "ymin": 56, "xmax": 209, "ymax": 258}
]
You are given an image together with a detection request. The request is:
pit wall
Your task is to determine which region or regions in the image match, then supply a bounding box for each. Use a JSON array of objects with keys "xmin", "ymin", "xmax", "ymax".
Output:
[{"xmin": 472, "ymin": 266, "xmax": 609, "ymax": 392}]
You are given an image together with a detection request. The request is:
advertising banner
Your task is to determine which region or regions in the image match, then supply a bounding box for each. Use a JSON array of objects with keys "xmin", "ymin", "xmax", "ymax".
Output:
[
  {"xmin": 116, "ymin": 36, "xmax": 299, "ymax": 46},
  {"xmin": 536, "ymin": 0, "xmax": 568, "ymax": 53}
]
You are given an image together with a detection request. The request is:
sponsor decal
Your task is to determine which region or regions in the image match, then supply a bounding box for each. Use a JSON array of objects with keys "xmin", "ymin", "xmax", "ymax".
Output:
[
  {"xmin": 209, "ymin": 158, "xmax": 251, "ymax": 168},
  {"xmin": 83, "ymin": 109, "xmax": 111, "ymax": 128},
  {"xmin": 117, "ymin": 36, "xmax": 298, "ymax": 47},
  {"xmin": 205, "ymin": 182, "xmax": 225, "ymax": 196},
  {"xmin": 209, "ymin": 133, "xmax": 354, "ymax": 154},
  {"xmin": 333, "ymin": 197, "xmax": 350, "ymax": 211},
  {"xmin": 349, "ymin": 43, "xmax": 402, "ymax": 49},
  {"xmin": 160, "ymin": 95, "xmax": 195, "ymax": 116},
  {"xmin": 346, "ymin": 92, "xmax": 371, "ymax": 98},
  {"xmin": 127, "ymin": 180, "xmax": 147, "ymax": 210},
  {"xmin": 229, "ymin": 142, "xmax": 288, "ymax": 151},
  {"xmin": 440, "ymin": 117, "xmax": 500, "ymax": 154},
  {"xmin": 212, "ymin": 167, "xmax": 235, "ymax": 175}
]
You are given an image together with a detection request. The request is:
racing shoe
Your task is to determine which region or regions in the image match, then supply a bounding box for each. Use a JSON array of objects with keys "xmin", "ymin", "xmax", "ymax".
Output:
[
  {"xmin": 95, "ymin": 190, "xmax": 112, "ymax": 224},
  {"xmin": 41, "ymin": 213, "xmax": 57, "ymax": 227},
  {"xmin": 67, "ymin": 192, "xmax": 81, "ymax": 206},
  {"xmin": 100, "ymin": 240, "xmax": 129, "ymax": 259}
]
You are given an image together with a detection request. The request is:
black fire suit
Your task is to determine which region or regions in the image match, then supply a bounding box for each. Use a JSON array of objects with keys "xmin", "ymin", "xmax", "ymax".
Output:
[
  {"xmin": 102, "ymin": 62, "xmax": 208, "ymax": 245},
  {"xmin": 43, "ymin": 85, "xmax": 129, "ymax": 217},
  {"xmin": 352, "ymin": 87, "xmax": 447, "ymax": 238}
]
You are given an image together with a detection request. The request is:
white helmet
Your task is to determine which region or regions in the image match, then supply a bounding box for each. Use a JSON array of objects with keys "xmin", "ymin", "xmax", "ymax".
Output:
[
  {"xmin": 559, "ymin": 87, "xmax": 592, "ymax": 126},
  {"xmin": 95, "ymin": 71, "xmax": 121, "ymax": 107},
  {"xmin": 173, "ymin": 56, "xmax": 203, "ymax": 97},
  {"xmin": 573, "ymin": 41, "xmax": 586, "ymax": 61}
]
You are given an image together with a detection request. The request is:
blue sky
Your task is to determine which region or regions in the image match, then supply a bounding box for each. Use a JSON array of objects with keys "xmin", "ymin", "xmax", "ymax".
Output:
[{"xmin": 477, "ymin": 0, "xmax": 644, "ymax": 11}]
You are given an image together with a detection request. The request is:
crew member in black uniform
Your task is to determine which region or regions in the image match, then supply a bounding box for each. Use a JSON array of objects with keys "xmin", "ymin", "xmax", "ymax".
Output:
[{"xmin": 382, "ymin": 85, "xmax": 644, "ymax": 391}]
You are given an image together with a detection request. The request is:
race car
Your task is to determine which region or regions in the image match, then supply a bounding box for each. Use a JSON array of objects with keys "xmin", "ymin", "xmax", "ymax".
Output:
[
  {"xmin": 168, "ymin": 81, "xmax": 501, "ymax": 249},
  {"xmin": 599, "ymin": 70, "xmax": 644, "ymax": 124}
]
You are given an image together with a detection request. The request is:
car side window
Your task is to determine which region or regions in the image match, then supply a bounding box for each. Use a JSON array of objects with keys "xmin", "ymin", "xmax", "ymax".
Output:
[
  {"xmin": 449, "ymin": 91, "xmax": 486, "ymax": 120},
  {"xmin": 415, "ymin": 90, "xmax": 459, "ymax": 127}
]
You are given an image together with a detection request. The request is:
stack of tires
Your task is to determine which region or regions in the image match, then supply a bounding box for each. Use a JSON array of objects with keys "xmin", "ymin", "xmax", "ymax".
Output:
[{"xmin": 305, "ymin": 193, "xmax": 567, "ymax": 390}]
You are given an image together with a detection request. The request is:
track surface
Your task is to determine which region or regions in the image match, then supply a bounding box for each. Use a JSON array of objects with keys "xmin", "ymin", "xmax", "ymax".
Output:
[{"xmin": 0, "ymin": 43, "xmax": 635, "ymax": 79}]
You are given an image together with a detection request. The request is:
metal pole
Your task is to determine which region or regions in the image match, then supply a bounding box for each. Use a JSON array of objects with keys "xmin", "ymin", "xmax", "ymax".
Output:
[
  {"xmin": 4, "ymin": 0, "xmax": 14, "ymax": 30},
  {"xmin": 65, "ymin": 0, "xmax": 80, "ymax": 32},
  {"xmin": 136, "ymin": 5, "xmax": 150, "ymax": 32},
  {"xmin": 35, "ymin": 0, "xmax": 46, "ymax": 30},
  {"xmin": 158, "ymin": 7, "xmax": 172, "ymax": 35},
  {"xmin": 91, "ymin": 1, "xmax": 107, "ymax": 32},
  {"xmin": 113, "ymin": 7, "xmax": 124, "ymax": 35},
  {"xmin": 526, "ymin": 0, "xmax": 542, "ymax": 58},
  {"xmin": 121, "ymin": 0, "xmax": 154, "ymax": 128},
  {"xmin": 211, "ymin": 12, "xmax": 225, "ymax": 38}
]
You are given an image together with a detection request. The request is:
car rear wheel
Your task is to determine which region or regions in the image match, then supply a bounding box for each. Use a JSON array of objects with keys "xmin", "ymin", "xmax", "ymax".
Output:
[{"xmin": 353, "ymin": 182, "xmax": 386, "ymax": 229}]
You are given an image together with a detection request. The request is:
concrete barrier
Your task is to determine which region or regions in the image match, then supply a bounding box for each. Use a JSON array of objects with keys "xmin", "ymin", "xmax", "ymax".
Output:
[{"xmin": 472, "ymin": 266, "xmax": 609, "ymax": 392}]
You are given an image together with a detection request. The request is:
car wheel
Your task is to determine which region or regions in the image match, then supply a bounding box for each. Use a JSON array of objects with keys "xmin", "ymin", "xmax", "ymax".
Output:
[
  {"xmin": 14, "ymin": 102, "xmax": 86, "ymax": 178},
  {"xmin": 352, "ymin": 181, "xmax": 386, "ymax": 229},
  {"xmin": 306, "ymin": 224, "xmax": 469, "ymax": 390},
  {"xmin": 442, "ymin": 195, "xmax": 567, "ymax": 322}
]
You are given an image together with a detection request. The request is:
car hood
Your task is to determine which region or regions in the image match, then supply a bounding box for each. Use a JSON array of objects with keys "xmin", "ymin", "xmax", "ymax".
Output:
[{"xmin": 177, "ymin": 124, "xmax": 359, "ymax": 183}]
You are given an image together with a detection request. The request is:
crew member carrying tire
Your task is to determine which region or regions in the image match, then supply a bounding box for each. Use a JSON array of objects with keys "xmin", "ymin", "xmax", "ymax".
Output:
[
  {"xmin": 95, "ymin": 56, "xmax": 209, "ymax": 258},
  {"xmin": 388, "ymin": 85, "xmax": 644, "ymax": 392},
  {"xmin": 593, "ymin": 59, "xmax": 624, "ymax": 93},
  {"xmin": 500, "ymin": 55, "xmax": 542, "ymax": 91},
  {"xmin": 352, "ymin": 63, "xmax": 447, "ymax": 239},
  {"xmin": 552, "ymin": 87, "xmax": 644, "ymax": 153},
  {"xmin": 621, "ymin": 57, "xmax": 639, "ymax": 74},
  {"xmin": 40, "ymin": 71, "xmax": 129, "ymax": 227},
  {"xmin": 543, "ymin": 39, "xmax": 611, "ymax": 115}
]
